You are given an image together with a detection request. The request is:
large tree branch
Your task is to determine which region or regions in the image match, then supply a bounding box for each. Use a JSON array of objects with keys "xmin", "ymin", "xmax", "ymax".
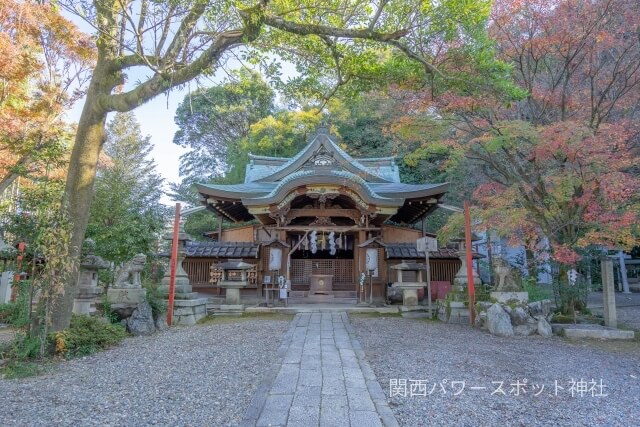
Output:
[
  {"xmin": 260, "ymin": 13, "xmax": 408, "ymax": 42},
  {"xmin": 100, "ymin": 29, "xmax": 247, "ymax": 112},
  {"xmin": 163, "ymin": 0, "xmax": 208, "ymax": 63},
  {"xmin": 387, "ymin": 40, "xmax": 444, "ymax": 78}
]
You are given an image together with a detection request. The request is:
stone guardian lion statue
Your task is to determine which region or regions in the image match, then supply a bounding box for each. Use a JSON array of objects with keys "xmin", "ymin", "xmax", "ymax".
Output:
[{"xmin": 114, "ymin": 254, "xmax": 147, "ymax": 288}]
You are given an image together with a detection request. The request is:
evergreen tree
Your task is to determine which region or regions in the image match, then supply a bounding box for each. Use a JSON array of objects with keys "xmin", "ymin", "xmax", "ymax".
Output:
[{"xmin": 86, "ymin": 113, "xmax": 166, "ymax": 265}]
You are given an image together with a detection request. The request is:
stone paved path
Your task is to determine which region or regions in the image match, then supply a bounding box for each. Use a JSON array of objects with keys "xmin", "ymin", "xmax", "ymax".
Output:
[{"xmin": 241, "ymin": 312, "xmax": 398, "ymax": 427}]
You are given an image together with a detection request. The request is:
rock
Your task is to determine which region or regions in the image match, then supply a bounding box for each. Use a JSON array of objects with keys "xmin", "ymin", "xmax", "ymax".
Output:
[
  {"xmin": 514, "ymin": 323, "xmax": 537, "ymax": 336},
  {"xmin": 502, "ymin": 305, "xmax": 513, "ymax": 315},
  {"xmin": 486, "ymin": 303, "xmax": 514, "ymax": 337},
  {"xmin": 509, "ymin": 306, "xmax": 529, "ymax": 326},
  {"xmin": 474, "ymin": 311, "xmax": 484, "ymax": 327},
  {"xmin": 154, "ymin": 314, "xmax": 169, "ymax": 332},
  {"xmin": 477, "ymin": 301, "xmax": 493, "ymax": 312},
  {"xmin": 528, "ymin": 299, "xmax": 552, "ymax": 318},
  {"xmin": 126, "ymin": 301, "xmax": 156, "ymax": 336},
  {"xmin": 537, "ymin": 317, "xmax": 553, "ymax": 337}
]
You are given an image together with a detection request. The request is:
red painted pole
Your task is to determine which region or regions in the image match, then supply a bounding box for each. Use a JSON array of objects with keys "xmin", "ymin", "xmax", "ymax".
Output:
[
  {"xmin": 464, "ymin": 201, "xmax": 476, "ymax": 325},
  {"xmin": 167, "ymin": 203, "xmax": 181, "ymax": 326}
]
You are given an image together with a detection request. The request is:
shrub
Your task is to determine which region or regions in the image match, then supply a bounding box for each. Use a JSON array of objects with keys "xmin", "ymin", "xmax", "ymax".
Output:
[
  {"xmin": 51, "ymin": 314, "xmax": 127, "ymax": 358},
  {"xmin": 0, "ymin": 302, "xmax": 16, "ymax": 323},
  {"xmin": 523, "ymin": 277, "xmax": 553, "ymax": 302},
  {"xmin": 100, "ymin": 294, "xmax": 120, "ymax": 324},
  {"xmin": 143, "ymin": 280, "xmax": 167, "ymax": 318}
]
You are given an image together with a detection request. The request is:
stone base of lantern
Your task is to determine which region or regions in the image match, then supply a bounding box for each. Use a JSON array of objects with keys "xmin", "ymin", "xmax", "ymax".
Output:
[
  {"xmin": 170, "ymin": 298, "xmax": 208, "ymax": 326},
  {"xmin": 219, "ymin": 281, "xmax": 248, "ymax": 305},
  {"xmin": 438, "ymin": 300, "xmax": 470, "ymax": 324},
  {"xmin": 391, "ymin": 282, "xmax": 425, "ymax": 307},
  {"xmin": 73, "ymin": 286, "xmax": 102, "ymax": 315}
]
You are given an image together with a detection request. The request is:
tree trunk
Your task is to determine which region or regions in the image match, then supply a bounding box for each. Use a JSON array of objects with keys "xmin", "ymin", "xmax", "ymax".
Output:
[
  {"xmin": 0, "ymin": 171, "xmax": 20, "ymax": 195},
  {"xmin": 50, "ymin": 65, "xmax": 112, "ymax": 331}
]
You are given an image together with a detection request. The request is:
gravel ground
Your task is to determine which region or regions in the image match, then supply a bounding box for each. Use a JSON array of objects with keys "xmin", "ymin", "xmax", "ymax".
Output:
[
  {"xmin": 351, "ymin": 316, "xmax": 640, "ymax": 427},
  {"xmin": 0, "ymin": 316, "xmax": 290, "ymax": 427}
]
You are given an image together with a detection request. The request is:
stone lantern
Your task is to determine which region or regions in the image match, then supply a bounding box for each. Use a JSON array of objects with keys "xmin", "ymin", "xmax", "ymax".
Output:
[
  {"xmin": 159, "ymin": 222, "xmax": 208, "ymax": 325},
  {"xmin": 390, "ymin": 260, "xmax": 427, "ymax": 308},
  {"xmin": 451, "ymin": 233, "xmax": 482, "ymax": 291},
  {"xmin": 159, "ymin": 224, "xmax": 194, "ymax": 297},
  {"xmin": 73, "ymin": 240, "xmax": 109, "ymax": 315},
  {"xmin": 216, "ymin": 259, "xmax": 255, "ymax": 307}
]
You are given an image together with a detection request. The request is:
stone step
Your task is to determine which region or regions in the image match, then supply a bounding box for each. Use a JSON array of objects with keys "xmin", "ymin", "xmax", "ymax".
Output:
[
  {"xmin": 287, "ymin": 297, "xmax": 358, "ymax": 305},
  {"xmin": 289, "ymin": 291, "xmax": 357, "ymax": 298}
]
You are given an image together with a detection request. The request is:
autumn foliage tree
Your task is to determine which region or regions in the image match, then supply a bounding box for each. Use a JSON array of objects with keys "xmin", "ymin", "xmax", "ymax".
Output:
[
  {"xmin": 384, "ymin": 0, "xmax": 640, "ymax": 268},
  {"xmin": 0, "ymin": 0, "xmax": 93, "ymax": 194}
]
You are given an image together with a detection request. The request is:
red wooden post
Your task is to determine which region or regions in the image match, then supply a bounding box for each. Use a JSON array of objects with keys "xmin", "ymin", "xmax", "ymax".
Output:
[
  {"xmin": 464, "ymin": 201, "xmax": 476, "ymax": 325},
  {"xmin": 166, "ymin": 203, "xmax": 181, "ymax": 326},
  {"xmin": 11, "ymin": 241, "xmax": 25, "ymax": 301}
]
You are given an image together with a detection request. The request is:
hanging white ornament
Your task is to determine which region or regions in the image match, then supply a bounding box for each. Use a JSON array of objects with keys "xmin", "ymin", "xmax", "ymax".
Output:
[{"xmin": 329, "ymin": 231, "xmax": 336, "ymax": 255}]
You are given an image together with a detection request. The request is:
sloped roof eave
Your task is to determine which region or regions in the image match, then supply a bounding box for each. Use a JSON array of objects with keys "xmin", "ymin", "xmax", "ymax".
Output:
[{"xmin": 254, "ymin": 131, "xmax": 393, "ymax": 183}]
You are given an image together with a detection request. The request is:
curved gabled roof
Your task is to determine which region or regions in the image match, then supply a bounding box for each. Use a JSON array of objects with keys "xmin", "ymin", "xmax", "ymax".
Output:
[
  {"xmin": 196, "ymin": 126, "xmax": 449, "ymax": 224},
  {"xmin": 242, "ymin": 169, "xmax": 404, "ymax": 207},
  {"xmin": 244, "ymin": 127, "xmax": 399, "ymax": 184}
]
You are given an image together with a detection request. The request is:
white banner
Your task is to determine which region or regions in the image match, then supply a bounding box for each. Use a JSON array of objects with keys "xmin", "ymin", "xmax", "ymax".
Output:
[{"xmin": 268, "ymin": 248, "xmax": 282, "ymax": 271}]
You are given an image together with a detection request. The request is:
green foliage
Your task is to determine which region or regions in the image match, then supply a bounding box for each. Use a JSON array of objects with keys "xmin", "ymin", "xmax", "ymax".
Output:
[
  {"xmin": 86, "ymin": 113, "xmax": 167, "ymax": 265},
  {"xmin": 143, "ymin": 280, "xmax": 166, "ymax": 319},
  {"xmin": 184, "ymin": 210, "xmax": 220, "ymax": 241},
  {"xmin": 1, "ymin": 360, "xmax": 43, "ymax": 379},
  {"xmin": 522, "ymin": 278, "xmax": 553, "ymax": 303},
  {"xmin": 51, "ymin": 314, "xmax": 127, "ymax": 358},
  {"xmin": 99, "ymin": 295, "xmax": 120, "ymax": 325},
  {"xmin": 170, "ymin": 71, "xmax": 276, "ymax": 201},
  {"xmin": 8, "ymin": 332, "xmax": 42, "ymax": 360}
]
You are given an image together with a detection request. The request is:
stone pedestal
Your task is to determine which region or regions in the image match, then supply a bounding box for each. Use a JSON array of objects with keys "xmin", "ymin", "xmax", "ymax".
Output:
[
  {"xmin": 107, "ymin": 288, "xmax": 147, "ymax": 305},
  {"xmin": 171, "ymin": 298, "xmax": 208, "ymax": 325},
  {"xmin": 453, "ymin": 252, "xmax": 481, "ymax": 291},
  {"xmin": 73, "ymin": 251, "xmax": 109, "ymax": 315},
  {"xmin": 0, "ymin": 271, "xmax": 13, "ymax": 304},
  {"xmin": 158, "ymin": 253, "xmax": 192, "ymax": 296},
  {"xmin": 391, "ymin": 282, "xmax": 424, "ymax": 307},
  {"xmin": 490, "ymin": 291, "xmax": 529, "ymax": 304},
  {"xmin": 219, "ymin": 282, "xmax": 245, "ymax": 307},
  {"xmin": 438, "ymin": 300, "xmax": 470, "ymax": 324}
]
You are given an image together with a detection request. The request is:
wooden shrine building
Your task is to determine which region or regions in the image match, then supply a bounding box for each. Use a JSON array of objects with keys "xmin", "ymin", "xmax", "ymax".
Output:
[{"xmin": 184, "ymin": 126, "xmax": 463, "ymax": 302}]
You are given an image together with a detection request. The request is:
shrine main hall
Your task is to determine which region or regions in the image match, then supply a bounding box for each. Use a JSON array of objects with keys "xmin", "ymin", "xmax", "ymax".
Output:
[{"xmin": 185, "ymin": 126, "xmax": 463, "ymax": 303}]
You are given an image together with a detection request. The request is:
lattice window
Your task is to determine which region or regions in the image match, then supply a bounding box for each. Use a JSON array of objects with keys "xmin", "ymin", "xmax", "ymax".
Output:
[{"xmin": 291, "ymin": 259, "xmax": 353, "ymax": 285}]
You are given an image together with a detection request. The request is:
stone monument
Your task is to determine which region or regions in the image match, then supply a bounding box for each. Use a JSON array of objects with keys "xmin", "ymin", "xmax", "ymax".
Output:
[
  {"xmin": 490, "ymin": 258, "xmax": 528, "ymax": 304},
  {"xmin": 107, "ymin": 253, "xmax": 148, "ymax": 307},
  {"xmin": 73, "ymin": 240, "xmax": 109, "ymax": 314}
]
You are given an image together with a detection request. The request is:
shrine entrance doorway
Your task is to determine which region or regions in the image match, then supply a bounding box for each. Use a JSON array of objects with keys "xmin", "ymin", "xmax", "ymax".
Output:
[{"xmin": 289, "ymin": 232, "xmax": 356, "ymax": 296}]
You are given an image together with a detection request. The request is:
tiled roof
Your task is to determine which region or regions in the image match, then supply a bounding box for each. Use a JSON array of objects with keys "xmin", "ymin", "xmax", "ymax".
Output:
[
  {"xmin": 184, "ymin": 241, "xmax": 259, "ymax": 258},
  {"xmin": 385, "ymin": 243, "xmax": 482, "ymax": 259}
]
